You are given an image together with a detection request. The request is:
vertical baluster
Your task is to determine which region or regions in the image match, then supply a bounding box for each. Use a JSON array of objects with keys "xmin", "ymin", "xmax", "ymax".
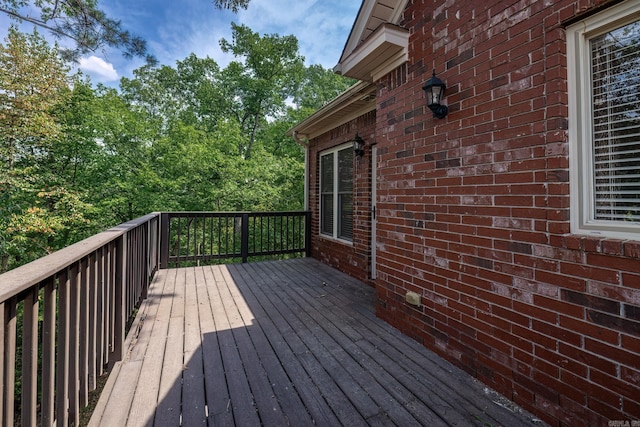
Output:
[
  {"xmin": 252, "ymin": 215, "xmax": 256, "ymax": 255},
  {"xmin": 202, "ymin": 215, "xmax": 207, "ymax": 261},
  {"xmin": 259, "ymin": 215, "xmax": 264, "ymax": 255},
  {"xmin": 241, "ymin": 213, "xmax": 249, "ymax": 263},
  {"xmin": 137, "ymin": 225, "xmax": 142, "ymax": 299},
  {"xmin": 111, "ymin": 234, "xmax": 126, "ymax": 367},
  {"xmin": 186, "ymin": 216, "xmax": 191, "ymax": 262},
  {"xmin": 153, "ymin": 216, "xmax": 159, "ymax": 273},
  {"xmin": 69, "ymin": 262, "xmax": 80, "ymax": 425},
  {"xmin": 193, "ymin": 216, "xmax": 198, "ymax": 263},
  {"xmin": 102, "ymin": 243, "xmax": 114, "ymax": 372},
  {"xmin": 22, "ymin": 286, "xmax": 39, "ymax": 425},
  {"xmin": 281, "ymin": 214, "xmax": 284, "ymax": 253},
  {"xmin": 138, "ymin": 225, "xmax": 144, "ymax": 299},
  {"xmin": 176, "ymin": 215, "xmax": 182, "ymax": 265},
  {"xmin": 299, "ymin": 214, "xmax": 303, "ymax": 250},
  {"xmin": 209, "ymin": 215, "xmax": 214, "ymax": 258},
  {"xmin": 130, "ymin": 228, "xmax": 134, "ymax": 307},
  {"xmin": 128, "ymin": 232, "xmax": 134, "ymax": 312},
  {"xmin": 96, "ymin": 247, "xmax": 105, "ymax": 375},
  {"xmin": 217, "ymin": 216, "xmax": 222, "ymax": 258},
  {"xmin": 143, "ymin": 222, "xmax": 149, "ymax": 299},
  {"xmin": 160, "ymin": 213, "xmax": 169, "ymax": 269},
  {"xmin": 2, "ymin": 297, "xmax": 17, "ymax": 427},
  {"xmin": 269, "ymin": 214, "xmax": 272, "ymax": 253},
  {"xmin": 79, "ymin": 257, "xmax": 90, "ymax": 407},
  {"xmin": 105, "ymin": 242, "xmax": 117, "ymax": 367},
  {"xmin": 305, "ymin": 211, "xmax": 312, "ymax": 257},
  {"xmin": 56, "ymin": 268, "xmax": 70, "ymax": 427},
  {"xmin": 227, "ymin": 214, "xmax": 231, "ymax": 257},
  {"xmin": 88, "ymin": 252, "xmax": 98, "ymax": 390},
  {"xmin": 41, "ymin": 277, "xmax": 56, "ymax": 426},
  {"xmin": 294, "ymin": 214, "xmax": 298, "ymax": 250}
]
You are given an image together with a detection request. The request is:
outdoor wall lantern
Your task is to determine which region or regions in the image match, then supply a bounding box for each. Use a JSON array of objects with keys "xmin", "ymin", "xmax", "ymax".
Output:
[
  {"xmin": 353, "ymin": 134, "xmax": 365, "ymax": 157},
  {"xmin": 422, "ymin": 70, "xmax": 448, "ymax": 119}
]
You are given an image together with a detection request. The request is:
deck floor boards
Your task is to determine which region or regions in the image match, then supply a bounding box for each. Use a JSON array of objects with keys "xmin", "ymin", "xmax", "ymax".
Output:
[{"xmin": 89, "ymin": 258, "xmax": 544, "ymax": 427}]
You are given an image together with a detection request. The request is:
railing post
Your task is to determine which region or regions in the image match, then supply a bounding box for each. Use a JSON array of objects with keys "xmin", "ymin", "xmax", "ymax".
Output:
[
  {"xmin": 160, "ymin": 213, "xmax": 169, "ymax": 269},
  {"xmin": 305, "ymin": 211, "xmax": 312, "ymax": 258},
  {"xmin": 241, "ymin": 213, "xmax": 249, "ymax": 263}
]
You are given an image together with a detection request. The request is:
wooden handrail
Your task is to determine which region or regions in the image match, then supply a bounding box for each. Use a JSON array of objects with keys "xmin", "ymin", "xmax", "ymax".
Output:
[
  {"xmin": 0, "ymin": 213, "xmax": 160, "ymax": 426},
  {"xmin": 0, "ymin": 213, "xmax": 160, "ymax": 302}
]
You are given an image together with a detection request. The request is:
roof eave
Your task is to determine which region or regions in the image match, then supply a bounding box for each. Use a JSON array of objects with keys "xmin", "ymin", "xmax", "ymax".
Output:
[{"xmin": 287, "ymin": 81, "xmax": 376, "ymax": 140}]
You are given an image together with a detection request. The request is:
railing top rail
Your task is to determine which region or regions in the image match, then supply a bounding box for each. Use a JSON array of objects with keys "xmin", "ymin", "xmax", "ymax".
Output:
[
  {"xmin": 163, "ymin": 210, "xmax": 309, "ymax": 217},
  {"xmin": 0, "ymin": 212, "xmax": 160, "ymax": 302}
]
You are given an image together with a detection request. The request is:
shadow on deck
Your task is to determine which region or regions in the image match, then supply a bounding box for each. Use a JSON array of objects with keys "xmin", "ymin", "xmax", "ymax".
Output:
[{"xmin": 89, "ymin": 258, "xmax": 544, "ymax": 426}]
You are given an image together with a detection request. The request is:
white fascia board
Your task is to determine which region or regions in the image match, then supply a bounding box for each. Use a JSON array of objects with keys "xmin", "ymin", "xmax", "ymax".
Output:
[{"xmin": 338, "ymin": 24, "xmax": 409, "ymax": 81}]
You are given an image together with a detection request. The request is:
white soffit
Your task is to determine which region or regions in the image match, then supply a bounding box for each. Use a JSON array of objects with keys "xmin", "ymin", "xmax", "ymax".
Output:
[
  {"xmin": 335, "ymin": 0, "xmax": 410, "ymax": 81},
  {"xmin": 287, "ymin": 81, "xmax": 376, "ymax": 140},
  {"xmin": 336, "ymin": 23, "xmax": 409, "ymax": 81}
]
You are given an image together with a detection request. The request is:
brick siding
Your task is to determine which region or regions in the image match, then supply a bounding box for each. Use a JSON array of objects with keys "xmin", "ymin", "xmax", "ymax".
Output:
[
  {"xmin": 307, "ymin": 111, "xmax": 376, "ymax": 284},
  {"xmin": 370, "ymin": 1, "xmax": 640, "ymax": 425}
]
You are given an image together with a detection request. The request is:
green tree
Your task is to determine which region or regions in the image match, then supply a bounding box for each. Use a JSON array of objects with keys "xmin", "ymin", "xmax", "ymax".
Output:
[
  {"xmin": 220, "ymin": 23, "xmax": 305, "ymax": 158},
  {"xmin": 295, "ymin": 64, "xmax": 356, "ymax": 111},
  {"xmin": 261, "ymin": 64, "xmax": 355, "ymax": 159},
  {"xmin": 120, "ymin": 55, "xmax": 225, "ymax": 133},
  {"xmin": 0, "ymin": 27, "xmax": 71, "ymax": 170},
  {"xmin": 0, "ymin": 28, "xmax": 95, "ymax": 271},
  {"xmin": 83, "ymin": 84, "xmax": 159, "ymax": 224}
]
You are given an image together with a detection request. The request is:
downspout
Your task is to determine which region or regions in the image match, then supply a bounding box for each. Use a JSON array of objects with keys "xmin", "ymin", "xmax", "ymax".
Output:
[{"xmin": 293, "ymin": 131, "xmax": 310, "ymax": 211}]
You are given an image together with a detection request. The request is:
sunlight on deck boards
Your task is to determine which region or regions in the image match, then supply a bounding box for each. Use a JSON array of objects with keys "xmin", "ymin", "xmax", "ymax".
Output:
[{"xmin": 89, "ymin": 258, "xmax": 544, "ymax": 427}]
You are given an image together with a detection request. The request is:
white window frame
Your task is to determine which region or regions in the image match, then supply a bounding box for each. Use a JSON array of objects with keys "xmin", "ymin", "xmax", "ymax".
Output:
[
  {"xmin": 319, "ymin": 143, "xmax": 354, "ymax": 243},
  {"xmin": 567, "ymin": 0, "xmax": 640, "ymax": 239}
]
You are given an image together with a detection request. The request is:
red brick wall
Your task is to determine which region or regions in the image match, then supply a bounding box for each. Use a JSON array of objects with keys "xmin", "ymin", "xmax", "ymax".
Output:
[
  {"xmin": 307, "ymin": 111, "xmax": 376, "ymax": 284},
  {"xmin": 373, "ymin": 1, "xmax": 640, "ymax": 426}
]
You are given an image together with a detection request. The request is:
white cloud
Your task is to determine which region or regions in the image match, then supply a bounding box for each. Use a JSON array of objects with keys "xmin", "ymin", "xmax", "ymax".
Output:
[
  {"xmin": 78, "ymin": 56, "xmax": 119, "ymax": 81},
  {"xmin": 74, "ymin": 0, "xmax": 361, "ymax": 84},
  {"xmin": 238, "ymin": 0, "xmax": 359, "ymax": 68}
]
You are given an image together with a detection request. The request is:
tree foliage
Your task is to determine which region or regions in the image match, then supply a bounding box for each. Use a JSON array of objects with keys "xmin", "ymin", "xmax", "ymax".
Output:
[
  {"xmin": 0, "ymin": 27, "xmax": 91, "ymax": 270},
  {"xmin": 0, "ymin": 27, "xmax": 71, "ymax": 168},
  {"xmin": 213, "ymin": 0, "xmax": 250, "ymax": 13},
  {"xmin": 220, "ymin": 23, "xmax": 305, "ymax": 158},
  {"xmin": 0, "ymin": 22, "xmax": 354, "ymax": 272}
]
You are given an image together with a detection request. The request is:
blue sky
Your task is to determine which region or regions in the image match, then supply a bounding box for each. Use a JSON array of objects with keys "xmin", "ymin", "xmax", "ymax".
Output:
[{"xmin": 1, "ymin": 0, "xmax": 361, "ymax": 84}]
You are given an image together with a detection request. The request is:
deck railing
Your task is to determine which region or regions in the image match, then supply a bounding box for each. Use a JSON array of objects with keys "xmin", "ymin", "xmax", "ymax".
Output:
[
  {"xmin": 0, "ymin": 210, "xmax": 310, "ymax": 426},
  {"xmin": 160, "ymin": 211, "xmax": 311, "ymax": 267},
  {"xmin": 0, "ymin": 213, "xmax": 159, "ymax": 426}
]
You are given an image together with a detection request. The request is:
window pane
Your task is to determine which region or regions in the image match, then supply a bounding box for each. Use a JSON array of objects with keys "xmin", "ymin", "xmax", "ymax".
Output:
[
  {"xmin": 321, "ymin": 153, "xmax": 334, "ymax": 192},
  {"xmin": 339, "ymin": 194, "xmax": 353, "ymax": 240},
  {"xmin": 338, "ymin": 148, "xmax": 353, "ymax": 192},
  {"xmin": 320, "ymin": 153, "xmax": 334, "ymax": 235},
  {"xmin": 321, "ymin": 194, "xmax": 334, "ymax": 235},
  {"xmin": 591, "ymin": 20, "xmax": 640, "ymax": 222},
  {"xmin": 337, "ymin": 147, "xmax": 353, "ymax": 240}
]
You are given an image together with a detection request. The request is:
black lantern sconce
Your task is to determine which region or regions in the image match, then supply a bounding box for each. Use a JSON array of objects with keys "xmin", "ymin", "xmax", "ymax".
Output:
[
  {"xmin": 353, "ymin": 134, "xmax": 365, "ymax": 157},
  {"xmin": 422, "ymin": 70, "xmax": 448, "ymax": 119}
]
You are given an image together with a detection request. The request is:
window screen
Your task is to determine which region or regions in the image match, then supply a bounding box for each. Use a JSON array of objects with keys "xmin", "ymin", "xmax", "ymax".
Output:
[
  {"xmin": 320, "ymin": 153, "xmax": 334, "ymax": 235},
  {"xmin": 590, "ymin": 20, "xmax": 640, "ymax": 222}
]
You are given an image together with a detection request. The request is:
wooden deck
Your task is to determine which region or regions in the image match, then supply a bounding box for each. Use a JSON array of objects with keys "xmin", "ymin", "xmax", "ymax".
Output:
[{"xmin": 89, "ymin": 258, "xmax": 543, "ymax": 427}]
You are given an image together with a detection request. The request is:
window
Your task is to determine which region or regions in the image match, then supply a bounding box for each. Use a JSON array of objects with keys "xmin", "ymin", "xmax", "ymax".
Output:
[
  {"xmin": 567, "ymin": 1, "xmax": 640, "ymax": 239},
  {"xmin": 320, "ymin": 144, "xmax": 353, "ymax": 241}
]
